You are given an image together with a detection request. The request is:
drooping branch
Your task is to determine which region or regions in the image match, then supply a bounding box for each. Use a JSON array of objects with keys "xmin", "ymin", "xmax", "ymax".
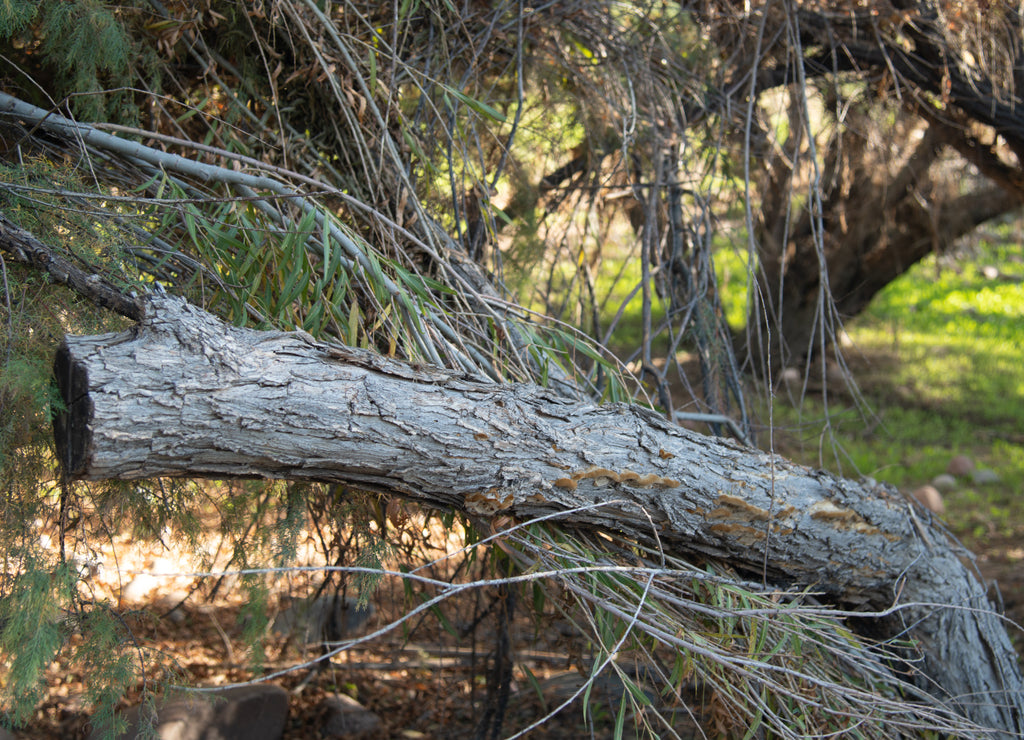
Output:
[
  {"xmin": 0, "ymin": 212, "xmax": 143, "ymax": 320},
  {"xmin": 55, "ymin": 295, "xmax": 1023, "ymax": 738},
  {"xmin": 0, "ymin": 93, "xmax": 587, "ymax": 397}
]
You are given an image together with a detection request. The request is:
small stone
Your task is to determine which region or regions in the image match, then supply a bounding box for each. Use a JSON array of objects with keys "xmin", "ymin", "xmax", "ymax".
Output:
[
  {"xmin": 825, "ymin": 361, "xmax": 850, "ymax": 386},
  {"xmin": 210, "ymin": 685, "xmax": 289, "ymax": 740},
  {"xmin": 780, "ymin": 367, "xmax": 802, "ymax": 387},
  {"xmin": 930, "ymin": 474, "xmax": 957, "ymax": 493},
  {"xmin": 971, "ymin": 468, "xmax": 1000, "ymax": 485},
  {"xmin": 88, "ymin": 684, "xmax": 289, "ymax": 740},
  {"xmin": 946, "ymin": 455, "xmax": 975, "ymax": 477},
  {"xmin": 322, "ymin": 694, "xmax": 381, "ymax": 738},
  {"xmin": 164, "ymin": 606, "xmax": 187, "ymax": 625},
  {"xmin": 272, "ymin": 595, "xmax": 374, "ymax": 646},
  {"xmin": 912, "ymin": 485, "xmax": 944, "ymax": 515}
]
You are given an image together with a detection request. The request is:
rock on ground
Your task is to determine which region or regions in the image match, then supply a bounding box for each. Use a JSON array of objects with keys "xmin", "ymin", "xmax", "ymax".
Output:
[
  {"xmin": 272, "ymin": 595, "xmax": 374, "ymax": 647},
  {"xmin": 88, "ymin": 684, "xmax": 289, "ymax": 740},
  {"xmin": 971, "ymin": 468, "xmax": 1000, "ymax": 485},
  {"xmin": 947, "ymin": 455, "xmax": 975, "ymax": 477},
  {"xmin": 321, "ymin": 694, "xmax": 381, "ymax": 738},
  {"xmin": 912, "ymin": 485, "xmax": 945, "ymax": 515}
]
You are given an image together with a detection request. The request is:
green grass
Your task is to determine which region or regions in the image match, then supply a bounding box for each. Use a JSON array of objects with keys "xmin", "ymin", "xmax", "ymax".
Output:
[
  {"xmin": 762, "ymin": 235, "xmax": 1024, "ymax": 549},
  {"xmin": 593, "ymin": 254, "xmax": 668, "ymax": 351}
]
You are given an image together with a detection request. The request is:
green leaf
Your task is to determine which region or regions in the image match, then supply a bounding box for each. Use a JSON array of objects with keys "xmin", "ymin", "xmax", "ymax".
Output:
[
  {"xmin": 401, "ymin": 128, "xmax": 437, "ymax": 174},
  {"xmin": 348, "ymin": 302, "xmax": 361, "ymax": 345},
  {"xmin": 303, "ymin": 301, "xmax": 325, "ymax": 335},
  {"xmin": 447, "ymin": 87, "xmax": 506, "ymax": 123},
  {"xmin": 393, "ymin": 264, "xmax": 455, "ymax": 298},
  {"xmin": 278, "ymin": 252, "xmax": 308, "ymax": 310},
  {"xmin": 397, "ymin": 0, "xmax": 419, "ymax": 22},
  {"xmin": 367, "ymin": 47, "xmax": 377, "ymax": 97},
  {"xmin": 491, "ymin": 203, "xmax": 513, "ymax": 226},
  {"xmin": 532, "ymin": 581, "xmax": 546, "ymax": 615},
  {"xmin": 182, "ymin": 203, "xmax": 201, "ymax": 247},
  {"xmin": 614, "ymin": 692, "xmax": 627, "ymax": 740},
  {"xmin": 620, "ymin": 675, "xmax": 651, "ymax": 707},
  {"xmin": 520, "ymin": 664, "xmax": 546, "ymax": 706}
]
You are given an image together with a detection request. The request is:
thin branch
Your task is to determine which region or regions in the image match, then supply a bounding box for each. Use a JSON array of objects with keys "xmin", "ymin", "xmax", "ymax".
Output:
[{"xmin": 0, "ymin": 211, "xmax": 143, "ymax": 320}]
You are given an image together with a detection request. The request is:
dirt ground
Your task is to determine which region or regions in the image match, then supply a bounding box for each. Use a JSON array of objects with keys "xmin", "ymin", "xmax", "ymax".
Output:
[
  {"xmin": 11, "ymin": 499, "xmax": 1021, "ymax": 740},
  {"xmin": 18, "ymin": 556, "xmax": 709, "ymax": 739}
]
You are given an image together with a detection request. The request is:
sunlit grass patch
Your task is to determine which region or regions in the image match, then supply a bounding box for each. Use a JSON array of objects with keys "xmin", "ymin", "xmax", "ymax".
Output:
[
  {"xmin": 848, "ymin": 327, "xmax": 1023, "ymax": 416},
  {"xmin": 713, "ymin": 238, "xmax": 751, "ymax": 331},
  {"xmin": 591, "ymin": 254, "xmax": 671, "ymax": 354},
  {"xmin": 766, "ymin": 237, "xmax": 1024, "ymax": 548}
]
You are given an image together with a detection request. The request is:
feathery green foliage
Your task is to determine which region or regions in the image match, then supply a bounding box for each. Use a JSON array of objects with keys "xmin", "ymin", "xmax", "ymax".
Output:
[
  {"xmin": 0, "ymin": 0, "xmax": 36, "ymax": 34},
  {"xmin": 1, "ymin": 0, "xmax": 155, "ymax": 122},
  {"xmin": 0, "ymin": 560, "xmax": 74, "ymax": 724}
]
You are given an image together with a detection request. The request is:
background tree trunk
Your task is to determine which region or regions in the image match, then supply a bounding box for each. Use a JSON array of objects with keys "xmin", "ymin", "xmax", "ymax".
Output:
[
  {"xmin": 55, "ymin": 295, "xmax": 1024, "ymax": 738},
  {"xmin": 743, "ymin": 113, "xmax": 1022, "ymax": 372}
]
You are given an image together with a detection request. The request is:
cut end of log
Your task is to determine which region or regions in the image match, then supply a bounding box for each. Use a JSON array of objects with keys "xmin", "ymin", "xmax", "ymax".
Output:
[{"xmin": 52, "ymin": 342, "xmax": 93, "ymax": 477}]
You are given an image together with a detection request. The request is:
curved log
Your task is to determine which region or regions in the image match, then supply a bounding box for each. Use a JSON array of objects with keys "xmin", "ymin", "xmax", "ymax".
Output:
[{"xmin": 55, "ymin": 295, "xmax": 1023, "ymax": 738}]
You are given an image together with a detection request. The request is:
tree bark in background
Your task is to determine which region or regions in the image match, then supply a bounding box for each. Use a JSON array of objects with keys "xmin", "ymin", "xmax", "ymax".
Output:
[
  {"xmin": 55, "ymin": 296, "xmax": 1024, "ymax": 738},
  {"xmin": 702, "ymin": 2, "xmax": 1024, "ymax": 372},
  {"xmin": 744, "ymin": 113, "xmax": 1022, "ymax": 371}
]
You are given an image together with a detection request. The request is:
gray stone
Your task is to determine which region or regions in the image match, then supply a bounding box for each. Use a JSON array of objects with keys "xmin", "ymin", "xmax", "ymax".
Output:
[
  {"xmin": 532, "ymin": 670, "xmax": 657, "ymax": 712},
  {"xmin": 971, "ymin": 468, "xmax": 1000, "ymax": 485},
  {"xmin": 931, "ymin": 474, "xmax": 957, "ymax": 493},
  {"xmin": 825, "ymin": 361, "xmax": 850, "ymax": 386},
  {"xmin": 164, "ymin": 605, "xmax": 187, "ymax": 625},
  {"xmin": 88, "ymin": 684, "xmax": 289, "ymax": 740},
  {"xmin": 272, "ymin": 595, "xmax": 374, "ymax": 647},
  {"xmin": 0, "ymin": 728, "xmax": 16, "ymax": 740},
  {"xmin": 780, "ymin": 367, "xmax": 802, "ymax": 387},
  {"xmin": 321, "ymin": 694, "xmax": 381, "ymax": 738}
]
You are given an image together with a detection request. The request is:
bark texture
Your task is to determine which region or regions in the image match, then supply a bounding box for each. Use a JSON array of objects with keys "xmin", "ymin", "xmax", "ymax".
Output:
[
  {"xmin": 743, "ymin": 115, "xmax": 1022, "ymax": 372},
  {"xmin": 55, "ymin": 296, "xmax": 1023, "ymax": 737}
]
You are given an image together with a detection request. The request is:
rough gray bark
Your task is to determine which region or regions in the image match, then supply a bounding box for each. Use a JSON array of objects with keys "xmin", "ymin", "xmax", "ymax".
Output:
[
  {"xmin": 0, "ymin": 213, "xmax": 144, "ymax": 321},
  {"xmin": 55, "ymin": 296, "xmax": 1023, "ymax": 738}
]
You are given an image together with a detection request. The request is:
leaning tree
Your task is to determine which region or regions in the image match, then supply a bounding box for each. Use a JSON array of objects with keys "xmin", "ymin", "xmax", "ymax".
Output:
[{"xmin": 0, "ymin": 1, "xmax": 1022, "ymax": 738}]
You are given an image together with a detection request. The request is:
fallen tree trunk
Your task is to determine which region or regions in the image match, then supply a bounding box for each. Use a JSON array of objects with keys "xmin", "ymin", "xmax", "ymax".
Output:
[{"xmin": 54, "ymin": 295, "xmax": 1023, "ymax": 737}]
